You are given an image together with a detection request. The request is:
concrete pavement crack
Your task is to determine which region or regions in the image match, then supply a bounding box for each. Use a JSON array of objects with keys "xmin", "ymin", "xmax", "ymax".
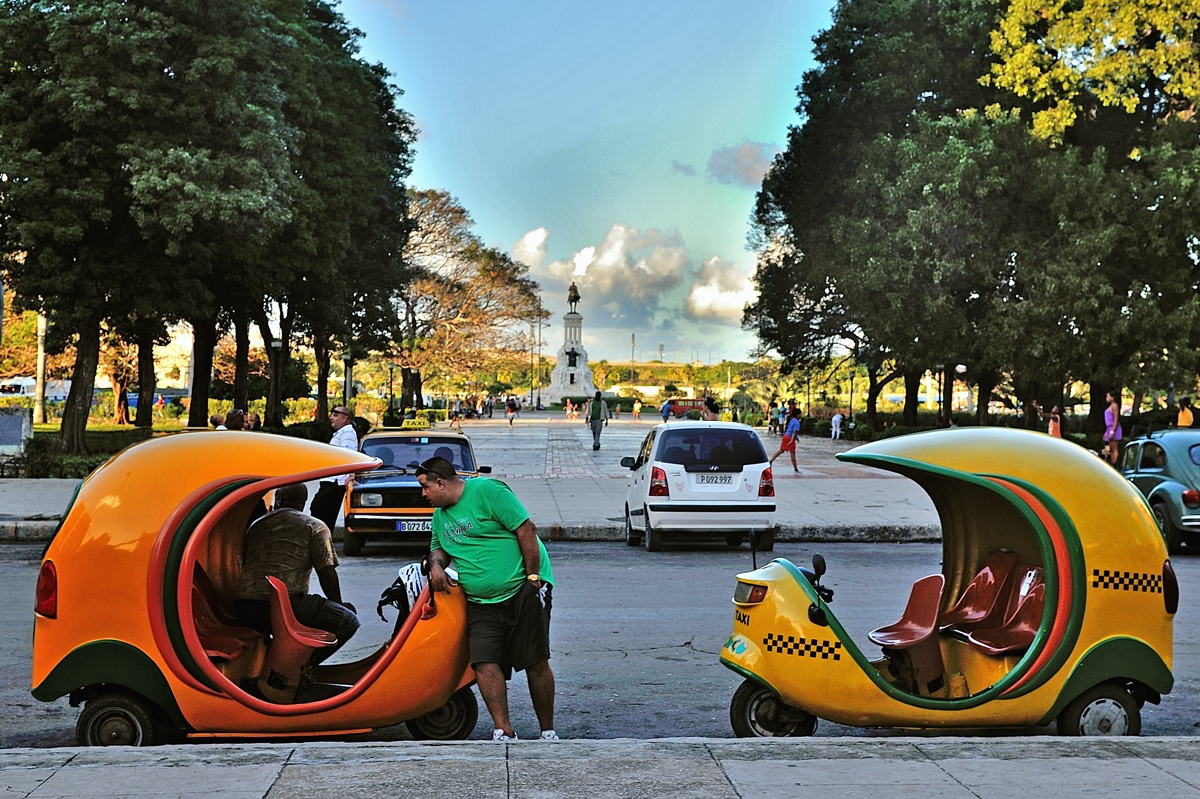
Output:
[
  {"xmin": 260, "ymin": 747, "xmax": 297, "ymax": 799},
  {"xmin": 912, "ymin": 743, "xmax": 982, "ymax": 799},
  {"xmin": 25, "ymin": 751, "xmax": 76, "ymax": 799},
  {"xmin": 703, "ymin": 743, "xmax": 744, "ymax": 799},
  {"xmin": 1116, "ymin": 741, "xmax": 1200, "ymax": 791}
]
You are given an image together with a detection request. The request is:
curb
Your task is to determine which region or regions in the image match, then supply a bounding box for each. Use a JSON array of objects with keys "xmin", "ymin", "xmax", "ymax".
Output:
[{"xmin": 6, "ymin": 521, "xmax": 940, "ymax": 545}]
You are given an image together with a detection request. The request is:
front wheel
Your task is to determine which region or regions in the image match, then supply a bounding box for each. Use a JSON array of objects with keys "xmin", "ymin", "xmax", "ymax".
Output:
[
  {"xmin": 754, "ymin": 529, "xmax": 775, "ymax": 552},
  {"xmin": 730, "ymin": 679, "xmax": 817, "ymax": 737},
  {"xmin": 624, "ymin": 507, "xmax": 642, "ymax": 547},
  {"xmin": 406, "ymin": 687, "xmax": 480, "ymax": 740},
  {"xmin": 1057, "ymin": 684, "xmax": 1141, "ymax": 736},
  {"xmin": 1151, "ymin": 503, "xmax": 1183, "ymax": 555},
  {"xmin": 77, "ymin": 693, "xmax": 166, "ymax": 746},
  {"xmin": 342, "ymin": 531, "xmax": 364, "ymax": 556}
]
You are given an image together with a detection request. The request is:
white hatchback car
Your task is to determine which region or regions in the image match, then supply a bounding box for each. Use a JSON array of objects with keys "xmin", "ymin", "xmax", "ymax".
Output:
[{"xmin": 620, "ymin": 421, "xmax": 778, "ymax": 551}]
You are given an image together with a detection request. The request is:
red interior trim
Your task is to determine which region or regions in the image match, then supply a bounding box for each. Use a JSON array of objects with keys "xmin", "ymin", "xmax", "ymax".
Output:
[{"xmin": 987, "ymin": 478, "xmax": 1073, "ymax": 695}]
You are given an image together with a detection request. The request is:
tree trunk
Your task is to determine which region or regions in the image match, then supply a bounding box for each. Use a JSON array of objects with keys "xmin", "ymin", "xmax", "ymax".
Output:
[
  {"xmin": 314, "ymin": 340, "xmax": 330, "ymax": 422},
  {"xmin": 1087, "ymin": 382, "xmax": 1110, "ymax": 435},
  {"xmin": 975, "ymin": 370, "xmax": 997, "ymax": 426},
  {"xmin": 401, "ymin": 367, "xmax": 424, "ymax": 410},
  {"xmin": 187, "ymin": 318, "xmax": 217, "ymax": 428},
  {"xmin": 1131, "ymin": 391, "xmax": 1144, "ymax": 417},
  {"xmin": 233, "ymin": 309, "xmax": 250, "ymax": 412},
  {"xmin": 33, "ymin": 314, "xmax": 47, "ymax": 425},
  {"xmin": 941, "ymin": 366, "xmax": 954, "ymax": 425},
  {"xmin": 133, "ymin": 324, "xmax": 156, "ymax": 428},
  {"xmin": 902, "ymin": 369, "xmax": 922, "ymax": 426},
  {"xmin": 111, "ymin": 374, "xmax": 129, "ymax": 425},
  {"xmin": 253, "ymin": 306, "xmax": 291, "ymax": 428},
  {"xmin": 61, "ymin": 319, "xmax": 101, "ymax": 455}
]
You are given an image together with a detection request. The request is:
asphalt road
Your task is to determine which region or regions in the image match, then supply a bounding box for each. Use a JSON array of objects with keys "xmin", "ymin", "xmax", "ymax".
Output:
[{"xmin": 2, "ymin": 541, "xmax": 1198, "ymax": 747}]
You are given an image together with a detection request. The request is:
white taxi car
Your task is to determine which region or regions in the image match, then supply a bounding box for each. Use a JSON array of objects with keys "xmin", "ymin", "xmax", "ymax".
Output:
[{"xmin": 620, "ymin": 421, "xmax": 777, "ymax": 551}]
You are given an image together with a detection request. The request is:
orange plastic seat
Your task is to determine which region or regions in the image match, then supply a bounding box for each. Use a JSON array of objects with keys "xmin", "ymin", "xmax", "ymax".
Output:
[
  {"xmin": 967, "ymin": 567, "xmax": 1046, "ymax": 655},
  {"xmin": 869, "ymin": 574, "xmax": 945, "ymax": 648},
  {"xmin": 191, "ymin": 584, "xmax": 260, "ymax": 661},
  {"xmin": 258, "ymin": 576, "xmax": 336, "ymax": 703},
  {"xmin": 938, "ymin": 551, "xmax": 1020, "ymax": 632}
]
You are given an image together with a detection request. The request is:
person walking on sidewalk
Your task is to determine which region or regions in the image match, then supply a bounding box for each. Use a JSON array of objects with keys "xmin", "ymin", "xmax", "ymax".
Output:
[
  {"xmin": 310, "ymin": 406, "xmax": 358, "ymax": 531},
  {"xmin": 585, "ymin": 391, "xmax": 609, "ymax": 450},
  {"xmin": 417, "ymin": 456, "xmax": 558, "ymax": 742},
  {"xmin": 769, "ymin": 408, "xmax": 801, "ymax": 473}
]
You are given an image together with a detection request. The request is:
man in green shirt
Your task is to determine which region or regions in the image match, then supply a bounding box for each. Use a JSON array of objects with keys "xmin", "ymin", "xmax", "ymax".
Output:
[
  {"xmin": 418, "ymin": 456, "xmax": 557, "ymax": 742},
  {"xmin": 585, "ymin": 390, "xmax": 609, "ymax": 451}
]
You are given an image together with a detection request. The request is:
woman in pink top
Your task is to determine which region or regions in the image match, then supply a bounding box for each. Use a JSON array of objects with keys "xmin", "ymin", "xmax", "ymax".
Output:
[{"xmin": 1102, "ymin": 391, "xmax": 1122, "ymax": 465}]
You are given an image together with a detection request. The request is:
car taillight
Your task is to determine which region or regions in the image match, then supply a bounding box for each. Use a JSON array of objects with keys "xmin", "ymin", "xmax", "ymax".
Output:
[
  {"xmin": 734, "ymin": 581, "xmax": 768, "ymax": 604},
  {"xmin": 649, "ymin": 466, "xmax": 669, "ymax": 497},
  {"xmin": 758, "ymin": 467, "xmax": 775, "ymax": 497},
  {"xmin": 35, "ymin": 561, "xmax": 57, "ymax": 618},
  {"xmin": 1184, "ymin": 490, "xmax": 1200, "ymax": 509}
]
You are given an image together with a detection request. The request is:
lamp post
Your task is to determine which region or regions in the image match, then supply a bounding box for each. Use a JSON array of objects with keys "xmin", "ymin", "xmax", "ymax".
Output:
[
  {"xmin": 631, "ymin": 334, "xmax": 636, "ymax": 387},
  {"xmin": 341, "ymin": 352, "xmax": 352, "ymax": 408},
  {"xmin": 387, "ymin": 362, "xmax": 396, "ymax": 424},
  {"xmin": 536, "ymin": 296, "xmax": 543, "ymax": 408}
]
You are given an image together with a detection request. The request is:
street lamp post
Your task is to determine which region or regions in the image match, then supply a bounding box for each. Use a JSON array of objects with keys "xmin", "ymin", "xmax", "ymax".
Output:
[
  {"xmin": 342, "ymin": 352, "xmax": 352, "ymax": 409},
  {"xmin": 387, "ymin": 363, "xmax": 396, "ymax": 424}
]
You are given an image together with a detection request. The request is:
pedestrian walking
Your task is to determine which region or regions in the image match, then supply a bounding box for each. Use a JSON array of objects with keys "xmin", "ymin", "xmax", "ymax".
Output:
[
  {"xmin": 769, "ymin": 409, "xmax": 801, "ymax": 473},
  {"xmin": 831, "ymin": 412, "xmax": 843, "ymax": 440},
  {"xmin": 310, "ymin": 406, "xmax": 358, "ymax": 530},
  {"xmin": 1047, "ymin": 405, "xmax": 1062, "ymax": 438},
  {"xmin": 506, "ymin": 396, "xmax": 518, "ymax": 428},
  {"xmin": 701, "ymin": 397, "xmax": 720, "ymax": 421},
  {"xmin": 660, "ymin": 399, "xmax": 671, "ymax": 423},
  {"xmin": 1102, "ymin": 391, "xmax": 1122, "ymax": 466},
  {"xmin": 586, "ymin": 391, "xmax": 609, "ymax": 450},
  {"xmin": 1177, "ymin": 397, "xmax": 1193, "ymax": 428},
  {"xmin": 632, "ymin": 399, "xmax": 641, "ymax": 421},
  {"xmin": 418, "ymin": 456, "xmax": 558, "ymax": 742}
]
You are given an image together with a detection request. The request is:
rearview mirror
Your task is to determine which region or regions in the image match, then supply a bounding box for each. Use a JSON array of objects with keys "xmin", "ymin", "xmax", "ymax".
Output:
[
  {"xmin": 812, "ymin": 554, "xmax": 826, "ymax": 579},
  {"xmin": 478, "ymin": 466, "xmax": 492, "ymax": 474},
  {"xmin": 620, "ymin": 457, "xmax": 636, "ymax": 469}
]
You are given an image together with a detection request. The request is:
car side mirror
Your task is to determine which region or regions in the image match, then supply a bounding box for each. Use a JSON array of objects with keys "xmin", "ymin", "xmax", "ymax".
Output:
[
  {"xmin": 812, "ymin": 554, "xmax": 826, "ymax": 579},
  {"xmin": 478, "ymin": 466, "xmax": 492, "ymax": 474},
  {"xmin": 620, "ymin": 457, "xmax": 636, "ymax": 469}
]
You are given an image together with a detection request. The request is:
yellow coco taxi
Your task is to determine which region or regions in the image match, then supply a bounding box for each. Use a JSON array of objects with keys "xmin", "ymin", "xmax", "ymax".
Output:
[
  {"xmin": 32, "ymin": 433, "xmax": 478, "ymax": 745},
  {"xmin": 722, "ymin": 428, "xmax": 1177, "ymax": 737}
]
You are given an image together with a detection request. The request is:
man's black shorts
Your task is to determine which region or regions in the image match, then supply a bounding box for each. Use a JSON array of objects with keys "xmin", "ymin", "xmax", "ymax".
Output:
[{"xmin": 466, "ymin": 580, "xmax": 552, "ymax": 679}]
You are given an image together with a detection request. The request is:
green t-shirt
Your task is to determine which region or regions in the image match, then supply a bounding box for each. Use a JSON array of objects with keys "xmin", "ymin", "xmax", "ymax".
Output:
[{"xmin": 430, "ymin": 478, "xmax": 554, "ymax": 603}]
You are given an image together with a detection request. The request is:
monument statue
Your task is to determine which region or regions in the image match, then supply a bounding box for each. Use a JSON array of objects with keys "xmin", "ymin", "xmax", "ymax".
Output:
[
  {"xmin": 545, "ymin": 281, "xmax": 595, "ymax": 403},
  {"xmin": 567, "ymin": 282, "xmax": 581, "ymax": 314}
]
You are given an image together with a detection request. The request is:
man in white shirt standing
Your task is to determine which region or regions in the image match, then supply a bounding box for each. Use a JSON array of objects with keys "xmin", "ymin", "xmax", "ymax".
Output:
[{"xmin": 310, "ymin": 406, "xmax": 359, "ymax": 531}]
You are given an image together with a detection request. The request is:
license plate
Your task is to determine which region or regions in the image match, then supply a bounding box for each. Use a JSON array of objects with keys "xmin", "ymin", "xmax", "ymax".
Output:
[
  {"xmin": 696, "ymin": 474, "xmax": 733, "ymax": 485},
  {"xmin": 397, "ymin": 520, "xmax": 432, "ymax": 532}
]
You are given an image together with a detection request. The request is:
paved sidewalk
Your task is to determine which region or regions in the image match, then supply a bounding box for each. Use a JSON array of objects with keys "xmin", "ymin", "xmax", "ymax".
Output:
[
  {"xmin": 3, "ymin": 737, "xmax": 1198, "ymax": 798},
  {"xmin": 0, "ymin": 417, "xmax": 941, "ymax": 543}
]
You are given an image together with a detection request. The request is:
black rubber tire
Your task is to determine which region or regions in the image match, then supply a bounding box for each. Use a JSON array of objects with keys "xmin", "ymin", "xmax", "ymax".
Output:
[
  {"xmin": 645, "ymin": 508, "xmax": 663, "ymax": 551},
  {"xmin": 624, "ymin": 507, "xmax": 641, "ymax": 547},
  {"xmin": 76, "ymin": 693, "xmax": 162, "ymax": 746},
  {"xmin": 405, "ymin": 687, "xmax": 480, "ymax": 740},
  {"xmin": 755, "ymin": 528, "xmax": 775, "ymax": 552},
  {"xmin": 1151, "ymin": 503, "xmax": 1183, "ymax": 555},
  {"xmin": 342, "ymin": 531, "xmax": 364, "ymax": 556},
  {"xmin": 730, "ymin": 679, "xmax": 817, "ymax": 738},
  {"xmin": 1057, "ymin": 683, "xmax": 1141, "ymax": 736},
  {"xmin": 726, "ymin": 533, "xmax": 743, "ymax": 547}
]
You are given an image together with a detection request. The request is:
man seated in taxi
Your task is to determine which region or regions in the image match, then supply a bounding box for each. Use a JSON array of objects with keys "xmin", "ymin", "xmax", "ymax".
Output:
[{"xmin": 233, "ymin": 483, "xmax": 359, "ymax": 664}]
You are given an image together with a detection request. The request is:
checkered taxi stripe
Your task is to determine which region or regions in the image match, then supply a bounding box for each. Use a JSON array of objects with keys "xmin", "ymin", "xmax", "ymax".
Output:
[
  {"xmin": 1092, "ymin": 569, "xmax": 1162, "ymax": 593},
  {"xmin": 764, "ymin": 633, "xmax": 842, "ymax": 660}
]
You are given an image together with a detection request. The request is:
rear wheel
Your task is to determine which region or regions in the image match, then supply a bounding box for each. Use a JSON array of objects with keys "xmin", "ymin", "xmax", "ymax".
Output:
[
  {"xmin": 725, "ymin": 533, "xmax": 742, "ymax": 547},
  {"xmin": 1057, "ymin": 684, "xmax": 1140, "ymax": 736},
  {"xmin": 624, "ymin": 507, "xmax": 642, "ymax": 547},
  {"xmin": 406, "ymin": 687, "xmax": 480, "ymax": 740},
  {"xmin": 1151, "ymin": 502, "xmax": 1183, "ymax": 555},
  {"xmin": 645, "ymin": 507, "xmax": 663, "ymax": 552},
  {"xmin": 77, "ymin": 693, "xmax": 165, "ymax": 747},
  {"xmin": 754, "ymin": 528, "xmax": 775, "ymax": 552},
  {"xmin": 342, "ymin": 531, "xmax": 364, "ymax": 556},
  {"xmin": 730, "ymin": 679, "xmax": 817, "ymax": 738}
]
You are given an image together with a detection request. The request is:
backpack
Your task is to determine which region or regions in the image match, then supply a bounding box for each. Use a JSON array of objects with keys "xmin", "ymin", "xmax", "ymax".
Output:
[{"xmin": 377, "ymin": 562, "xmax": 427, "ymax": 636}]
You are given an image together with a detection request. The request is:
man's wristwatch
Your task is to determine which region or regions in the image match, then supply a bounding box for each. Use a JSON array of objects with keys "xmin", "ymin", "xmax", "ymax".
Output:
[{"xmin": 526, "ymin": 573, "xmax": 540, "ymax": 582}]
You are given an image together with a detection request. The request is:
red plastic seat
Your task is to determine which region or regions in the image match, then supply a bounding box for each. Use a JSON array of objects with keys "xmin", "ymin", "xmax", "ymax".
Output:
[
  {"xmin": 967, "ymin": 567, "xmax": 1045, "ymax": 655},
  {"xmin": 869, "ymin": 574, "xmax": 945, "ymax": 648},
  {"xmin": 192, "ymin": 584, "xmax": 261, "ymax": 661},
  {"xmin": 938, "ymin": 551, "xmax": 1020, "ymax": 632},
  {"xmin": 258, "ymin": 576, "xmax": 337, "ymax": 703}
]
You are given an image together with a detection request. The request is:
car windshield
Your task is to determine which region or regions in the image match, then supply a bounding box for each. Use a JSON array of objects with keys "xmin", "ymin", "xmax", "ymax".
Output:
[
  {"xmin": 657, "ymin": 428, "xmax": 766, "ymax": 466},
  {"xmin": 362, "ymin": 436, "xmax": 476, "ymax": 472}
]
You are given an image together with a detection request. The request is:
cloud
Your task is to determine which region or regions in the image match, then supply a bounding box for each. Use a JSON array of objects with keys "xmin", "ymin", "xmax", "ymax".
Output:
[
  {"xmin": 671, "ymin": 160, "xmax": 696, "ymax": 176},
  {"xmin": 512, "ymin": 227, "xmax": 549, "ymax": 268},
  {"xmin": 535, "ymin": 223, "xmax": 689, "ymax": 330},
  {"xmin": 684, "ymin": 255, "xmax": 757, "ymax": 323},
  {"xmin": 707, "ymin": 140, "xmax": 780, "ymax": 187}
]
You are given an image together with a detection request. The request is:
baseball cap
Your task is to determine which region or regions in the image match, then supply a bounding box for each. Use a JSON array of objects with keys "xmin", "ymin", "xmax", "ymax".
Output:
[{"xmin": 415, "ymin": 456, "xmax": 457, "ymax": 480}]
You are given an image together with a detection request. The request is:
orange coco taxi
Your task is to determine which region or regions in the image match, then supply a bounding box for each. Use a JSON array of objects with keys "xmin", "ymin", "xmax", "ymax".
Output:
[{"xmin": 32, "ymin": 432, "xmax": 478, "ymax": 745}]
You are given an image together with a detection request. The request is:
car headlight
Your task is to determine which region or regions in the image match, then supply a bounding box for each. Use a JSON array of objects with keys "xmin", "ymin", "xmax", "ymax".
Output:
[{"xmin": 358, "ymin": 493, "xmax": 383, "ymax": 508}]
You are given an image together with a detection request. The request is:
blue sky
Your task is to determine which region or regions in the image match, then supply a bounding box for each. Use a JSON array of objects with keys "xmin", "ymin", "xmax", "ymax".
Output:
[{"xmin": 338, "ymin": 0, "xmax": 833, "ymax": 363}]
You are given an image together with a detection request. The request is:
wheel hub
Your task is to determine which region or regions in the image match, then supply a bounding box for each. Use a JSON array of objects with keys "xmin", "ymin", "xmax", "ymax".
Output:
[
  {"xmin": 95, "ymin": 711, "xmax": 140, "ymax": 746},
  {"xmin": 1080, "ymin": 698, "xmax": 1128, "ymax": 735}
]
